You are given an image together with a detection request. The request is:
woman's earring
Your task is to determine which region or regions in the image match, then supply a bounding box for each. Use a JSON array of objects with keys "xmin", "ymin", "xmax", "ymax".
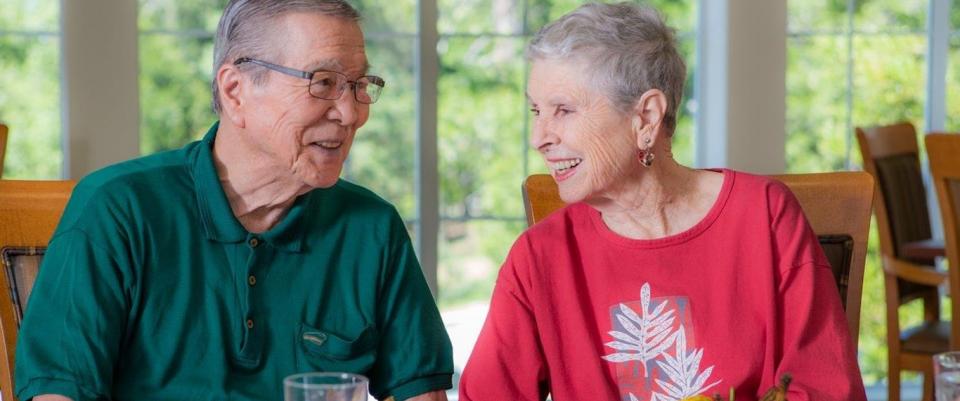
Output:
[{"xmin": 638, "ymin": 138, "xmax": 655, "ymax": 167}]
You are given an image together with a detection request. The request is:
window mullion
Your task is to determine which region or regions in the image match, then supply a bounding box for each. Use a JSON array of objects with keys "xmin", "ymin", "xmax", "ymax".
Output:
[
  {"xmin": 415, "ymin": 0, "xmax": 440, "ymax": 297},
  {"xmin": 926, "ymin": 0, "xmax": 950, "ymax": 132}
]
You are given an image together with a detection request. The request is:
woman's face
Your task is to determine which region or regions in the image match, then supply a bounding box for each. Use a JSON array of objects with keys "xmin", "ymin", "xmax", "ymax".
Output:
[{"xmin": 527, "ymin": 58, "xmax": 639, "ymax": 204}]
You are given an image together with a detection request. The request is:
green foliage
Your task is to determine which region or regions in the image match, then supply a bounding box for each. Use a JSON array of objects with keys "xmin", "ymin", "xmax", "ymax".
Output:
[
  {"xmin": 0, "ymin": 35, "xmax": 61, "ymax": 179},
  {"xmin": 947, "ymin": 36, "xmax": 960, "ymax": 131},
  {"xmin": 139, "ymin": 35, "xmax": 217, "ymax": 154},
  {"xmin": 786, "ymin": 0, "xmax": 929, "ymax": 386},
  {"xmin": 345, "ymin": 36, "xmax": 417, "ymax": 217},
  {"xmin": 1, "ymin": 0, "xmax": 58, "ymax": 31}
]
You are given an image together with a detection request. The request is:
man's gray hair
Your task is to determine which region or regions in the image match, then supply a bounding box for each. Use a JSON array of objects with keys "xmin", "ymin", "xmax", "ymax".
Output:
[
  {"xmin": 211, "ymin": 0, "xmax": 361, "ymax": 114},
  {"xmin": 527, "ymin": 2, "xmax": 686, "ymax": 135}
]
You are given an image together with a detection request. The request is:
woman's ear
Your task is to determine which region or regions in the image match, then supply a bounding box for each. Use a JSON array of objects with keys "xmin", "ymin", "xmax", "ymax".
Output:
[
  {"xmin": 631, "ymin": 89, "xmax": 667, "ymax": 149},
  {"xmin": 216, "ymin": 64, "xmax": 246, "ymax": 128}
]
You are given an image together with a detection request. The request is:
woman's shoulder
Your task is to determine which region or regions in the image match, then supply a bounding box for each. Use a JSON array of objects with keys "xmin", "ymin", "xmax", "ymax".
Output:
[
  {"xmin": 720, "ymin": 169, "xmax": 798, "ymax": 209},
  {"xmin": 504, "ymin": 203, "xmax": 593, "ymax": 265},
  {"xmin": 523, "ymin": 202, "xmax": 593, "ymax": 240}
]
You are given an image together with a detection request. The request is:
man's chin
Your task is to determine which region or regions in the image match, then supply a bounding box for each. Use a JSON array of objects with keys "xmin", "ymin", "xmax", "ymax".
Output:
[{"xmin": 308, "ymin": 177, "xmax": 340, "ymax": 189}]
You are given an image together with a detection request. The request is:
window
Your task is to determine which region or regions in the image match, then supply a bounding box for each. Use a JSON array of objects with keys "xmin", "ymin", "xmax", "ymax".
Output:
[
  {"xmin": 946, "ymin": 1, "xmax": 960, "ymax": 130},
  {"xmin": 0, "ymin": 0, "xmax": 61, "ymax": 178},
  {"xmin": 786, "ymin": 0, "xmax": 930, "ymax": 386},
  {"xmin": 138, "ymin": 0, "xmax": 222, "ymax": 154},
  {"xmin": 787, "ymin": 0, "xmax": 927, "ymax": 173}
]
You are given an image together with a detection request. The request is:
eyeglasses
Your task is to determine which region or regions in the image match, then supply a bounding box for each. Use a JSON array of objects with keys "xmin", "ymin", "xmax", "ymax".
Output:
[{"xmin": 234, "ymin": 57, "xmax": 385, "ymax": 104}]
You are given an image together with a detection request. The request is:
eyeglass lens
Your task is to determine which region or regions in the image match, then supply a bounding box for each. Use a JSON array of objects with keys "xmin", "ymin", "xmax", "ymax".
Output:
[{"xmin": 308, "ymin": 71, "xmax": 383, "ymax": 104}]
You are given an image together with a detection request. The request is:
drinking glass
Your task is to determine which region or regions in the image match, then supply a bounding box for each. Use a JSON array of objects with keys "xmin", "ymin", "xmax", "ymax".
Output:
[
  {"xmin": 283, "ymin": 372, "xmax": 369, "ymax": 401},
  {"xmin": 935, "ymin": 351, "xmax": 960, "ymax": 401}
]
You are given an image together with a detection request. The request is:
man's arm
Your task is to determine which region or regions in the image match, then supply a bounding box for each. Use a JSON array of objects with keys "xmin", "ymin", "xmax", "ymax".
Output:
[{"xmin": 34, "ymin": 395, "xmax": 73, "ymax": 401}]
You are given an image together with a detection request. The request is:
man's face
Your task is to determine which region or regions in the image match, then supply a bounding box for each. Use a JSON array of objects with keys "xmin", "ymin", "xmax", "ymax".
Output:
[{"xmin": 241, "ymin": 12, "xmax": 370, "ymax": 189}]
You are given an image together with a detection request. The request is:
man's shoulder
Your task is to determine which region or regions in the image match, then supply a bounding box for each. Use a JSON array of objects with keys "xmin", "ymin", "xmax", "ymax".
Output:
[
  {"xmin": 325, "ymin": 179, "xmax": 398, "ymax": 213},
  {"xmin": 79, "ymin": 148, "xmax": 188, "ymax": 195},
  {"xmin": 65, "ymin": 145, "xmax": 198, "ymax": 225}
]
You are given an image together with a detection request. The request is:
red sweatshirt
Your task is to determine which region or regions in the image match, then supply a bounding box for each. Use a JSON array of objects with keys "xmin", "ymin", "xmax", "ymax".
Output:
[{"xmin": 459, "ymin": 170, "xmax": 866, "ymax": 401}]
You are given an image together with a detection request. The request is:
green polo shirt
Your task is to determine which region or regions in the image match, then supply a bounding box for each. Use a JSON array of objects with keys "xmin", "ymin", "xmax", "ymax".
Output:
[{"xmin": 15, "ymin": 123, "xmax": 452, "ymax": 401}]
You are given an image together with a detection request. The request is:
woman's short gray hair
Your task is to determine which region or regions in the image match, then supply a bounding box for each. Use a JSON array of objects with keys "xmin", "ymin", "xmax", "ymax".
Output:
[
  {"xmin": 527, "ymin": 2, "xmax": 686, "ymax": 135},
  {"xmin": 211, "ymin": 0, "xmax": 361, "ymax": 114}
]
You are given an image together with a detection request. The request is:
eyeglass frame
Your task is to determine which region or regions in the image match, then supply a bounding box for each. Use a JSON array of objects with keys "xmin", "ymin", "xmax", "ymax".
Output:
[{"xmin": 233, "ymin": 57, "xmax": 385, "ymax": 104}]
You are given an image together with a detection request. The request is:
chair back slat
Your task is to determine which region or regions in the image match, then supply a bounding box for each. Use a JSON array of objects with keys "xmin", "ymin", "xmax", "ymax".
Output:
[
  {"xmin": 925, "ymin": 133, "xmax": 960, "ymax": 350},
  {"xmin": 0, "ymin": 179, "xmax": 75, "ymax": 401}
]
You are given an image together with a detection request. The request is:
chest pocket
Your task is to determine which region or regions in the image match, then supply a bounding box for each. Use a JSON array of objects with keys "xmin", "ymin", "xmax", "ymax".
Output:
[{"xmin": 297, "ymin": 322, "xmax": 378, "ymax": 373}]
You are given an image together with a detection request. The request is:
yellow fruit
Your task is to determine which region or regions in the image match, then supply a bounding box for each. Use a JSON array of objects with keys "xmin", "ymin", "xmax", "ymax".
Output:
[{"xmin": 680, "ymin": 396, "xmax": 714, "ymax": 401}]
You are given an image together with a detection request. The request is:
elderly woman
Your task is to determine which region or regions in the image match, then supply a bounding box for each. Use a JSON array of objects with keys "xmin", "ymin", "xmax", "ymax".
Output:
[{"xmin": 458, "ymin": 3, "xmax": 866, "ymax": 401}]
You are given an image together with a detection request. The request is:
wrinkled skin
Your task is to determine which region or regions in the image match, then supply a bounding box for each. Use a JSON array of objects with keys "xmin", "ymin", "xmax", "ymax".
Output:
[
  {"xmin": 212, "ymin": 12, "xmax": 372, "ymax": 232},
  {"xmin": 227, "ymin": 12, "xmax": 370, "ymax": 190},
  {"xmin": 527, "ymin": 58, "xmax": 643, "ymax": 205},
  {"xmin": 527, "ymin": 57, "xmax": 723, "ymax": 239}
]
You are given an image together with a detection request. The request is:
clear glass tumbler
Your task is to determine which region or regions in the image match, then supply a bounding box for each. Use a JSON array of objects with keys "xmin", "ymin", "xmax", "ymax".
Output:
[
  {"xmin": 283, "ymin": 372, "xmax": 369, "ymax": 401},
  {"xmin": 935, "ymin": 351, "xmax": 960, "ymax": 401}
]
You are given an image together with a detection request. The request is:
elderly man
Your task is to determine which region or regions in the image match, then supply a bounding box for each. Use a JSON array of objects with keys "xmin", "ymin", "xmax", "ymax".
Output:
[{"xmin": 14, "ymin": 1, "xmax": 452, "ymax": 400}]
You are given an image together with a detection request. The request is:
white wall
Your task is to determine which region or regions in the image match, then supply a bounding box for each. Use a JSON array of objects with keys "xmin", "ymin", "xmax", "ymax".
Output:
[
  {"xmin": 61, "ymin": 0, "xmax": 140, "ymax": 179},
  {"xmin": 697, "ymin": 0, "xmax": 787, "ymax": 174}
]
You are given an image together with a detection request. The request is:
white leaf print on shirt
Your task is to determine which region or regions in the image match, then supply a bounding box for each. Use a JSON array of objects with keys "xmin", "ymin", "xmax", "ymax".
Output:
[
  {"xmin": 651, "ymin": 329, "xmax": 721, "ymax": 400},
  {"xmin": 602, "ymin": 283, "xmax": 679, "ymax": 378}
]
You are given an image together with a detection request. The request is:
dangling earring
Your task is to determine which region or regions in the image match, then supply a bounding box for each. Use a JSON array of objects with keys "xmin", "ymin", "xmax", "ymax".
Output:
[{"xmin": 638, "ymin": 138, "xmax": 655, "ymax": 167}]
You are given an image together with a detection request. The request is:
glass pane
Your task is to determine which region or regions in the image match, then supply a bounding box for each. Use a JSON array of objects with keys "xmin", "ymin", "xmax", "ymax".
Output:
[
  {"xmin": 139, "ymin": 35, "xmax": 217, "ymax": 154},
  {"xmin": 851, "ymin": 34, "xmax": 926, "ymax": 160},
  {"xmin": 1, "ymin": 0, "xmax": 58, "ymax": 31},
  {"xmin": 674, "ymin": 34, "xmax": 697, "ymax": 167},
  {"xmin": 439, "ymin": 0, "xmax": 524, "ymax": 35},
  {"xmin": 647, "ymin": 0, "xmax": 698, "ymax": 33},
  {"xmin": 945, "ymin": 34, "xmax": 960, "ymax": 131},
  {"xmin": 786, "ymin": 35, "xmax": 849, "ymax": 172},
  {"xmin": 138, "ymin": 0, "xmax": 225, "ymax": 31},
  {"xmin": 526, "ymin": 0, "xmax": 583, "ymax": 33},
  {"xmin": 527, "ymin": 0, "xmax": 697, "ymax": 35},
  {"xmin": 438, "ymin": 219, "xmax": 526, "ymax": 394},
  {"xmin": 439, "ymin": 37, "xmax": 527, "ymax": 218},
  {"xmin": 953, "ymin": 0, "xmax": 960, "ymax": 33},
  {"xmin": 788, "ymin": 0, "xmax": 849, "ymax": 32},
  {"xmin": 0, "ymin": 35, "xmax": 61, "ymax": 179},
  {"xmin": 853, "ymin": 0, "xmax": 926, "ymax": 32},
  {"xmin": 345, "ymin": 37, "xmax": 417, "ymax": 219},
  {"xmin": 355, "ymin": 0, "xmax": 417, "ymax": 34}
]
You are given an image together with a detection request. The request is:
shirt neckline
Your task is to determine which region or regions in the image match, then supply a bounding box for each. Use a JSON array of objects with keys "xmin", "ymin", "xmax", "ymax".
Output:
[
  {"xmin": 191, "ymin": 121, "xmax": 308, "ymax": 252},
  {"xmin": 586, "ymin": 168, "xmax": 735, "ymax": 249}
]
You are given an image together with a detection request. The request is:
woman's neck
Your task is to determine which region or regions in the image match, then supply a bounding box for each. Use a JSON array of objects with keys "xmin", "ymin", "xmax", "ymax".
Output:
[{"xmin": 589, "ymin": 157, "xmax": 720, "ymax": 240}]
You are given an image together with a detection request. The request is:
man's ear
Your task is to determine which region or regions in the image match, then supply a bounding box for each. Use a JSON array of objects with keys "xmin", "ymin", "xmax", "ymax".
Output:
[
  {"xmin": 216, "ymin": 64, "xmax": 246, "ymax": 128},
  {"xmin": 631, "ymin": 88, "xmax": 667, "ymax": 149}
]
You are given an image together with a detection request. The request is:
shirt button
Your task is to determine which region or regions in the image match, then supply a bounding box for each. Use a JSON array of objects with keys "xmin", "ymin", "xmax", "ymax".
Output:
[
  {"xmin": 246, "ymin": 319, "xmax": 254, "ymax": 329},
  {"xmin": 248, "ymin": 237, "xmax": 260, "ymax": 248},
  {"xmin": 248, "ymin": 275, "xmax": 257, "ymax": 286}
]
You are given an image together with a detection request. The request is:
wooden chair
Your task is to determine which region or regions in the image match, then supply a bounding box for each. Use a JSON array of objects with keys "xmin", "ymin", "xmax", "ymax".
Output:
[
  {"xmin": 522, "ymin": 171, "xmax": 874, "ymax": 346},
  {"xmin": 857, "ymin": 122, "xmax": 947, "ymax": 401},
  {"xmin": 926, "ymin": 133, "xmax": 960, "ymax": 394},
  {"xmin": 0, "ymin": 180, "xmax": 75, "ymax": 401},
  {"xmin": 0, "ymin": 124, "xmax": 8, "ymax": 177}
]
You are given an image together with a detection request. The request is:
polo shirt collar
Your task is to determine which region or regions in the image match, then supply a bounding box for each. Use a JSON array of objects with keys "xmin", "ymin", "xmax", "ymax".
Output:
[{"xmin": 191, "ymin": 122, "xmax": 308, "ymax": 253}]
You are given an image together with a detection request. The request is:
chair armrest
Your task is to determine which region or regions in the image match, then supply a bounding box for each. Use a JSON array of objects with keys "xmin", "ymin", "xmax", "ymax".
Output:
[
  {"xmin": 882, "ymin": 255, "xmax": 948, "ymax": 287},
  {"xmin": 899, "ymin": 239, "xmax": 946, "ymax": 261}
]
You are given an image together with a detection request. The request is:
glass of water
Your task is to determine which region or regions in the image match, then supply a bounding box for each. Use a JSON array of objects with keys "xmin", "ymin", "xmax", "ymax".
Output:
[
  {"xmin": 283, "ymin": 372, "xmax": 369, "ymax": 401},
  {"xmin": 935, "ymin": 352, "xmax": 960, "ymax": 401}
]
